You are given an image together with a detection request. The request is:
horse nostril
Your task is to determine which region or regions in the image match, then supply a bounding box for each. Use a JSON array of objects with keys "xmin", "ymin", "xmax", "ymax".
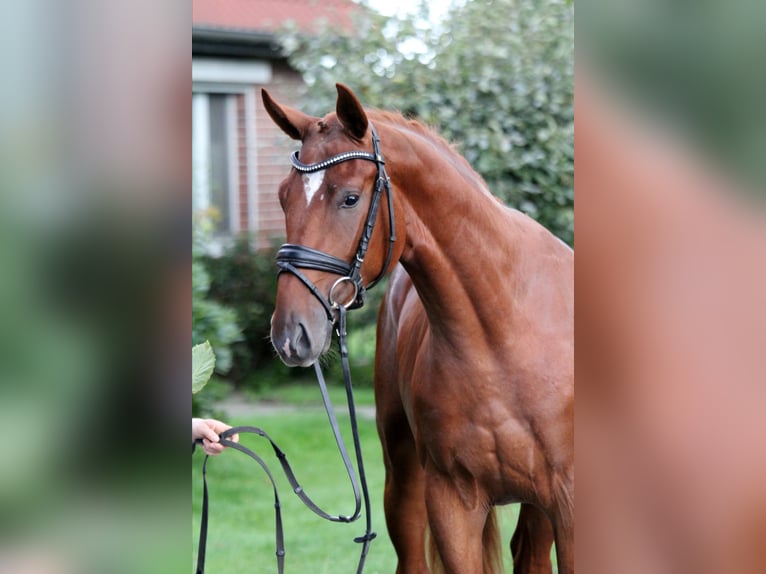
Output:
[
  {"xmin": 273, "ymin": 316, "xmax": 320, "ymax": 367},
  {"xmin": 292, "ymin": 322, "xmax": 312, "ymax": 358}
]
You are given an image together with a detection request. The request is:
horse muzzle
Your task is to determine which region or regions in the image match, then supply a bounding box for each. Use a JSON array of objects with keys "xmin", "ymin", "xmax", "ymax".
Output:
[{"xmin": 271, "ymin": 311, "xmax": 332, "ymax": 367}]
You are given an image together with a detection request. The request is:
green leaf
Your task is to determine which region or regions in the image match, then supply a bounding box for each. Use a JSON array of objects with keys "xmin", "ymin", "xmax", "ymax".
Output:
[{"xmin": 192, "ymin": 341, "xmax": 216, "ymax": 394}]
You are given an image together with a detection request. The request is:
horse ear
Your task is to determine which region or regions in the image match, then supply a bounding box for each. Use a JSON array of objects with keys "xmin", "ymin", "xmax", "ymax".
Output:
[
  {"xmin": 261, "ymin": 89, "xmax": 316, "ymax": 141},
  {"xmin": 336, "ymin": 83, "xmax": 368, "ymax": 140}
]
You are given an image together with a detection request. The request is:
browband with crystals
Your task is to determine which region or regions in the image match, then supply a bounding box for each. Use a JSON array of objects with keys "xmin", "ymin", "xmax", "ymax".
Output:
[{"xmin": 290, "ymin": 149, "xmax": 382, "ymax": 173}]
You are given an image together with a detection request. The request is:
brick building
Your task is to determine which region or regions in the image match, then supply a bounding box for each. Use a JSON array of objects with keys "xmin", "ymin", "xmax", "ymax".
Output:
[{"xmin": 192, "ymin": 0, "xmax": 358, "ymax": 249}]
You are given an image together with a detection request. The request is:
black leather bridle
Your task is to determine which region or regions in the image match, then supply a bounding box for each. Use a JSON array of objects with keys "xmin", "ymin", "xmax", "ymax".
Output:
[
  {"xmin": 276, "ymin": 122, "xmax": 396, "ymax": 320},
  {"xmin": 195, "ymin": 124, "xmax": 396, "ymax": 574}
]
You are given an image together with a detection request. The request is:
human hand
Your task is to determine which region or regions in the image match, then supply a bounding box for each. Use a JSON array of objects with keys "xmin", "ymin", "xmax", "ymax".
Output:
[{"xmin": 192, "ymin": 418, "xmax": 239, "ymax": 455}]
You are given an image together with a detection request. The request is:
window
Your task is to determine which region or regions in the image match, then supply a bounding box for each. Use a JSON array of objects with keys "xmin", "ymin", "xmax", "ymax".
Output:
[
  {"xmin": 192, "ymin": 58, "xmax": 270, "ymax": 248},
  {"xmin": 192, "ymin": 92, "xmax": 238, "ymax": 238}
]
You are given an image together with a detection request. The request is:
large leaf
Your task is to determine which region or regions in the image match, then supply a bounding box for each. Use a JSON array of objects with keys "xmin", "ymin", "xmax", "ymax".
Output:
[{"xmin": 192, "ymin": 341, "xmax": 216, "ymax": 394}]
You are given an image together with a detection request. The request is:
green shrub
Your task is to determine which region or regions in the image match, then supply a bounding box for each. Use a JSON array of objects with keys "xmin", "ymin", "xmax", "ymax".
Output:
[
  {"xmin": 192, "ymin": 236, "xmax": 243, "ymax": 415},
  {"xmin": 280, "ymin": 0, "xmax": 574, "ymax": 245},
  {"xmin": 201, "ymin": 237, "xmax": 281, "ymax": 384},
  {"xmin": 192, "ymin": 220, "xmax": 243, "ymax": 412},
  {"xmin": 192, "ymin": 259, "xmax": 242, "ymax": 372}
]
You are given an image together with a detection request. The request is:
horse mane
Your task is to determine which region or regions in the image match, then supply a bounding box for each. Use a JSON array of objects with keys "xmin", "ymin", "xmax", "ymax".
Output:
[
  {"xmin": 367, "ymin": 109, "xmax": 451, "ymax": 148},
  {"xmin": 367, "ymin": 109, "xmax": 493, "ymax": 195}
]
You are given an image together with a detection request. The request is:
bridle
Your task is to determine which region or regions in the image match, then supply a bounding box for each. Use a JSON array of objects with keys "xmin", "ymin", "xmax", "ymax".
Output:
[
  {"xmin": 276, "ymin": 122, "xmax": 396, "ymax": 320},
  {"xmin": 195, "ymin": 123, "xmax": 397, "ymax": 574}
]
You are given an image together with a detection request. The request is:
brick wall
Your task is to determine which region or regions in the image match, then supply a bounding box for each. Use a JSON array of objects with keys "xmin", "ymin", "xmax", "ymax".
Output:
[
  {"xmin": 252, "ymin": 63, "xmax": 307, "ymax": 249},
  {"xmin": 236, "ymin": 93, "xmax": 249, "ymax": 233}
]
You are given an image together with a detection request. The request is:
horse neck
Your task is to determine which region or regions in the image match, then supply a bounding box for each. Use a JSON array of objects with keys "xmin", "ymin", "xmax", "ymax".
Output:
[{"xmin": 382, "ymin": 122, "xmax": 533, "ymax": 346}]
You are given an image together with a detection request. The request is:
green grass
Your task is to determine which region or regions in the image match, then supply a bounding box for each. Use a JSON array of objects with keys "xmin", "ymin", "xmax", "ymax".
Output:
[
  {"xmin": 244, "ymin": 381, "xmax": 377, "ymax": 408},
  {"xmin": 193, "ymin": 412, "xmax": 556, "ymax": 573},
  {"xmin": 192, "ymin": 412, "xmax": 395, "ymax": 573}
]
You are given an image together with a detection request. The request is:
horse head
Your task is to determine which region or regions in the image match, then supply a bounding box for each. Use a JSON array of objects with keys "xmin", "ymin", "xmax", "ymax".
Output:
[{"xmin": 262, "ymin": 84, "xmax": 403, "ymax": 367}]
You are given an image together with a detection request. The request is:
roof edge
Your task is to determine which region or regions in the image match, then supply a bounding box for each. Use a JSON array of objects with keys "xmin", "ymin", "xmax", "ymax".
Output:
[{"xmin": 192, "ymin": 26, "xmax": 284, "ymax": 60}]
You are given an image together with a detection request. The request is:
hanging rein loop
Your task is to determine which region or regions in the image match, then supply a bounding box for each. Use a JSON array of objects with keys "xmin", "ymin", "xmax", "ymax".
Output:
[
  {"xmin": 195, "ymin": 125, "xmax": 394, "ymax": 574},
  {"xmin": 276, "ymin": 122, "xmax": 396, "ymax": 320},
  {"xmin": 195, "ymin": 323, "xmax": 376, "ymax": 574}
]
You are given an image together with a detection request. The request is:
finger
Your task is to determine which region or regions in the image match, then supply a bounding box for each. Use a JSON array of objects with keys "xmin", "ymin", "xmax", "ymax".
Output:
[
  {"xmin": 199, "ymin": 424, "xmax": 220, "ymax": 443},
  {"xmin": 201, "ymin": 430, "xmax": 220, "ymax": 443},
  {"xmin": 206, "ymin": 419, "xmax": 232, "ymax": 434},
  {"xmin": 203, "ymin": 440, "xmax": 224, "ymax": 456}
]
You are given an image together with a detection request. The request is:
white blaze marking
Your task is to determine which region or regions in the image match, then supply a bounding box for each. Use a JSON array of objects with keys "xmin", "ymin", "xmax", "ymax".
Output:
[
  {"xmin": 302, "ymin": 171, "xmax": 325, "ymax": 204},
  {"xmin": 282, "ymin": 337, "xmax": 291, "ymax": 358}
]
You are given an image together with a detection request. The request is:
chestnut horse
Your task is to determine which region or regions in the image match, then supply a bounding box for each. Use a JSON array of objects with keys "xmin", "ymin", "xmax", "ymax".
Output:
[{"xmin": 263, "ymin": 84, "xmax": 573, "ymax": 573}]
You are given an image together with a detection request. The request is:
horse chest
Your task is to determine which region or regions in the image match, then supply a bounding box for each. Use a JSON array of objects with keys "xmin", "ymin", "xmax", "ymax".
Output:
[{"xmin": 400, "ymin": 356, "xmax": 544, "ymax": 497}]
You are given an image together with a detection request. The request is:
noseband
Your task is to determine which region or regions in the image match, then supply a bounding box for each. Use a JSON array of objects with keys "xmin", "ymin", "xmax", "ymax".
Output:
[{"xmin": 276, "ymin": 123, "xmax": 396, "ymax": 322}]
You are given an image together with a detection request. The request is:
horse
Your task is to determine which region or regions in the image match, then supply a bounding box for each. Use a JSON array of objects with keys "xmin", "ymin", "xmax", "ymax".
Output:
[{"xmin": 262, "ymin": 83, "xmax": 574, "ymax": 573}]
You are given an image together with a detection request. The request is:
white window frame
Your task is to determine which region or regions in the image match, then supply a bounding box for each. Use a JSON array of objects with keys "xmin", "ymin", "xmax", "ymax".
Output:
[{"xmin": 192, "ymin": 58, "xmax": 270, "ymax": 251}]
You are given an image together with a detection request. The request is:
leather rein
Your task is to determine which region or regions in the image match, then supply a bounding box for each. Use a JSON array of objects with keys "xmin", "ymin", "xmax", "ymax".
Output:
[{"xmin": 195, "ymin": 123, "xmax": 396, "ymax": 573}]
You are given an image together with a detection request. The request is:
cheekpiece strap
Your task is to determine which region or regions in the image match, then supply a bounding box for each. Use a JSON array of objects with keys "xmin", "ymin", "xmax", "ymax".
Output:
[{"xmin": 279, "ymin": 123, "xmax": 390, "ymax": 315}]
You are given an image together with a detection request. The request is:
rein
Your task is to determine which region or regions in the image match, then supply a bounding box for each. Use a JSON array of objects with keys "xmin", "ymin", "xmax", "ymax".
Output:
[
  {"xmin": 195, "ymin": 125, "xmax": 397, "ymax": 573},
  {"xmin": 196, "ymin": 316, "xmax": 377, "ymax": 574},
  {"xmin": 195, "ymin": 315, "xmax": 375, "ymax": 573}
]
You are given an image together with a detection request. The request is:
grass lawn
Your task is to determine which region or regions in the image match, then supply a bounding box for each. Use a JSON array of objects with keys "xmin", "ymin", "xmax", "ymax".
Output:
[
  {"xmin": 193, "ymin": 410, "xmax": 556, "ymax": 573},
  {"xmin": 244, "ymin": 381, "xmax": 377, "ymax": 408}
]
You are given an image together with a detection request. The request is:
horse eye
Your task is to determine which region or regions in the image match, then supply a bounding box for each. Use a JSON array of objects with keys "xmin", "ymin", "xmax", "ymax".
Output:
[{"xmin": 342, "ymin": 193, "xmax": 360, "ymax": 208}]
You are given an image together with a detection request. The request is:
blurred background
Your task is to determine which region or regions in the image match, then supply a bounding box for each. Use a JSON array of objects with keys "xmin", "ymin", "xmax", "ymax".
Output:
[
  {"xmin": 576, "ymin": 1, "xmax": 766, "ymax": 572},
  {"xmin": 0, "ymin": 0, "xmax": 190, "ymax": 572}
]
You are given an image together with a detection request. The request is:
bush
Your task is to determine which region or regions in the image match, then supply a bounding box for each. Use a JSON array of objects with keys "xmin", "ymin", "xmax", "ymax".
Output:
[
  {"xmin": 192, "ymin": 218, "xmax": 243, "ymax": 419},
  {"xmin": 280, "ymin": 0, "xmax": 574, "ymax": 245},
  {"xmin": 201, "ymin": 237, "xmax": 281, "ymax": 384},
  {"xmin": 192, "ymin": 231, "xmax": 243, "ymax": 415},
  {"xmin": 192, "ymin": 258, "xmax": 242, "ymax": 374}
]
